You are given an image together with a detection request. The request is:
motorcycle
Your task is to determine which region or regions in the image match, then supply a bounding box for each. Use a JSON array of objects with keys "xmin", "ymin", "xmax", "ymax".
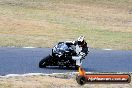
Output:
[{"xmin": 39, "ymin": 41, "xmax": 89, "ymax": 69}]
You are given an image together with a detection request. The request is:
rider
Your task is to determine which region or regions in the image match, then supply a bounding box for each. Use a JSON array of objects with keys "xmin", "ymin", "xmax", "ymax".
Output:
[
  {"xmin": 75, "ymin": 36, "xmax": 88, "ymax": 56},
  {"xmin": 66, "ymin": 36, "xmax": 89, "ymax": 66}
]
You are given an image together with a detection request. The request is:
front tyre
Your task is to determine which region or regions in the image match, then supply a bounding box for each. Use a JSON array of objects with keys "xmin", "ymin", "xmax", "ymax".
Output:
[
  {"xmin": 39, "ymin": 55, "xmax": 51, "ymax": 68},
  {"xmin": 39, "ymin": 59, "xmax": 46, "ymax": 68}
]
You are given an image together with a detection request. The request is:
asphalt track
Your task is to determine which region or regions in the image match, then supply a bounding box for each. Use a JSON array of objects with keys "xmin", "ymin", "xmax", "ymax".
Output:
[{"xmin": 0, "ymin": 47, "xmax": 132, "ymax": 75}]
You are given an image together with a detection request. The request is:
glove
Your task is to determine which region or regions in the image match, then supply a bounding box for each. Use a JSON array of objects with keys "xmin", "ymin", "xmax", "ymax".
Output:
[{"xmin": 80, "ymin": 52, "xmax": 86, "ymax": 58}]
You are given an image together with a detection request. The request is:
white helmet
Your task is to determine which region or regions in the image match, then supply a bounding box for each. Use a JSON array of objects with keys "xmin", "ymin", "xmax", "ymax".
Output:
[{"xmin": 77, "ymin": 36, "xmax": 85, "ymax": 46}]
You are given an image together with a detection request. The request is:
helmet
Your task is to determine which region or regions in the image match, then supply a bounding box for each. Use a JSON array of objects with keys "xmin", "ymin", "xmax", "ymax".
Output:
[{"xmin": 77, "ymin": 36, "xmax": 85, "ymax": 46}]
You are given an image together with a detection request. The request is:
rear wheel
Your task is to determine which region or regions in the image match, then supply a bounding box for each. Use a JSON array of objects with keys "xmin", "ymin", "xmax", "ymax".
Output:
[{"xmin": 39, "ymin": 55, "xmax": 52, "ymax": 68}]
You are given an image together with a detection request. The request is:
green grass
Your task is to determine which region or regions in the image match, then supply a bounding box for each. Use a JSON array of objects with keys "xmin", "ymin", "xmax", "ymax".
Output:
[{"xmin": 0, "ymin": 0, "xmax": 132, "ymax": 50}]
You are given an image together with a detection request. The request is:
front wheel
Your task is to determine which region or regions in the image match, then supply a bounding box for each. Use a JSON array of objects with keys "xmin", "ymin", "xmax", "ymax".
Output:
[{"xmin": 39, "ymin": 55, "xmax": 51, "ymax": 68}]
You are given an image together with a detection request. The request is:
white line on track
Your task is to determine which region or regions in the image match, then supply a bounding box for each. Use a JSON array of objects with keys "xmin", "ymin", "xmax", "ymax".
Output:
[
  {"xmin": 103, "ymin": 48, "xmax": 113, "ymax": 50},
  {"xmin": 0, "ymin": 73, "xmax": 51, "ymax": 78},
  {"xmin": 0, "ymin": 72, "xmax": 131, "ymax": 78},
  {"xmin": 0, "ymin": 72, "xmax": 79, "ymax": 78},
  {"xmin": 23, "ymin": 47, "xmax": 36, "ymax": 48}
]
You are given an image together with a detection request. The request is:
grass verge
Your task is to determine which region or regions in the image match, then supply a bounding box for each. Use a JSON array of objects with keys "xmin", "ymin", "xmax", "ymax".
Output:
[
  {"xmin": 0, "ymin": 0, "xmax": 132, "ymax": 49},
  {"xmin": 0, "ymin": 73, "xmax": 132, "ymax": 88}
]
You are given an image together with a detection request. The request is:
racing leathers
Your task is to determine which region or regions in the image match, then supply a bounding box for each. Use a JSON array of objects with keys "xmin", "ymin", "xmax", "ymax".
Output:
[{"xmin": 65, "ymin": 41, "xmax": 89, "ymax": 66}]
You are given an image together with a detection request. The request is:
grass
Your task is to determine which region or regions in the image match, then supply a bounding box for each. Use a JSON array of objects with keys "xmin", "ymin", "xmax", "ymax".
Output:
[
  {"xmin": 0, "ymin": 0, "xmax": 132, "ymax": 49},
  {"xmin": 0, "ymin": 75, "xmax": 132, "ymax": 88}
]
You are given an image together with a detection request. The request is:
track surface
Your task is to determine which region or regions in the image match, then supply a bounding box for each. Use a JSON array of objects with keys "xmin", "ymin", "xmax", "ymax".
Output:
[{"xmin": 0, "ymin": 47, "xmax": 132, "ymax": 75}]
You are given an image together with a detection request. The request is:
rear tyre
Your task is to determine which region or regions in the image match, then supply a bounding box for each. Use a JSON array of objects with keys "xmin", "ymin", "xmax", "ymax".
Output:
[{"xmin": 39, "ymin": 55, "xmax": 51, "ymax": 68}]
